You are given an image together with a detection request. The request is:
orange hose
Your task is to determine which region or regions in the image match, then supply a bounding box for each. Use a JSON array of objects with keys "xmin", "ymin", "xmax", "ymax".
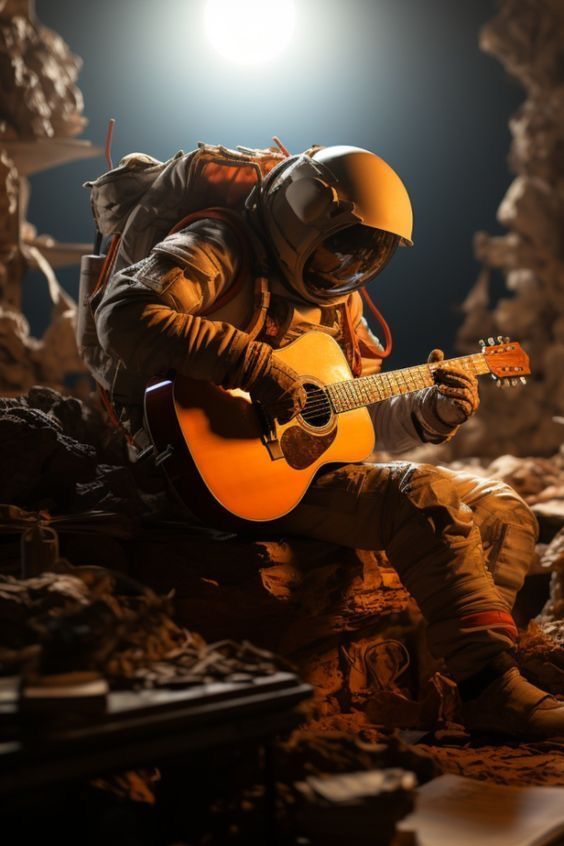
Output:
[{"xmin": 360, "ymin": 287, "xmax": 393, "ymax": 358}]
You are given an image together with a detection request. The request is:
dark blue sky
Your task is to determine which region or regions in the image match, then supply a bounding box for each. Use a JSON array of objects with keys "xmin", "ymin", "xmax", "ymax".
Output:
[{"xmin": 25, "ymin": 0, "xmax": 522, "ymax": 368}]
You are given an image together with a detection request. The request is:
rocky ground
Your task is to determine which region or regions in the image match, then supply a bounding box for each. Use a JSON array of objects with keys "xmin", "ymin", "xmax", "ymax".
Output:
[{"xmin": 0, "ymin": 387, "xmax": 563, "ymax": 810}]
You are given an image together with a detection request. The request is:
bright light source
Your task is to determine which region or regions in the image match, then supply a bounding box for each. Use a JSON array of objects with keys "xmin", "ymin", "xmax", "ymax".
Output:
[{"xmin": 204, "ymin": 0, "xmax": 296, "ymax": 66}]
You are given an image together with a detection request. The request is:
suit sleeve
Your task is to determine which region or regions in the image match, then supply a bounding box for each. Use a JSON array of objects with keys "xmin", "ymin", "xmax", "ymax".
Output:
[
  {"xmin": 349, "ymin": 293, "xmax": 459, "ymax": 452},
  {"xmin": 94, "ymin": 218, "xmax": 253, "ymax": 386}
]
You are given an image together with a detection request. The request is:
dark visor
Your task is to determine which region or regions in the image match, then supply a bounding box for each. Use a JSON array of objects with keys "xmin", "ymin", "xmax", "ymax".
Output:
[{"xmin": 303, "ymin": 225, "xmax": 399, "ymax": 297}]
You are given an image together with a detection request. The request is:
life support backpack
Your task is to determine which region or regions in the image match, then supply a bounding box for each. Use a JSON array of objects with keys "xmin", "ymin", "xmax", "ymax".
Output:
[{"xmin": 77, "ymin": 141, "xmax": 294, "ymax": 426}]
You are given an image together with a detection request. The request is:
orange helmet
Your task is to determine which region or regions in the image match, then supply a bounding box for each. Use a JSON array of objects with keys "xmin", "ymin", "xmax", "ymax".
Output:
[{"xmin": 250, "ymin": 144, "xmax": 413, "ymax": 304}]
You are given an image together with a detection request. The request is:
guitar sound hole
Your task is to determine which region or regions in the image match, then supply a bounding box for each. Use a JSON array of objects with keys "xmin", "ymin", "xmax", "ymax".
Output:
[{"xmin": 300, "ymin": 383, "xmax": 333, "ymax": 428}]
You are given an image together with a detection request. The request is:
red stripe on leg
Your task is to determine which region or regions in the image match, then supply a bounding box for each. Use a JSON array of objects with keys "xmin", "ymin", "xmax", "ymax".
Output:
[{"xmin": 459, "ymin": 610, "xmax": 519, "ymax": 642}]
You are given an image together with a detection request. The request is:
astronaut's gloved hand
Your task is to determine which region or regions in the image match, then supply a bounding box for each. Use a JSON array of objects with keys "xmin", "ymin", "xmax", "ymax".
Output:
[
  {"xmin": 251, "ymin": 356, "xmax": 307, "ymax": 424},
  {"xmin": 428, "ymin": 348, "xmax": 480, "ymax": 425},
  {"xmin": 224, "ymin": 340, "xmax": 306, "ymax": 424},
  {"xmin": 412, "ymin": 349, "xmax": 480, "ymax": 444}
]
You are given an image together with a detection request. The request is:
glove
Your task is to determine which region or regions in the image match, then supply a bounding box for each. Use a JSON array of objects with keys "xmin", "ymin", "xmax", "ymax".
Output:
[
  {"xmin": 427, "ymin": 348, "xmax": 480, "ymax": 425},
  {"xmin": 223, "ymin": 339, "xmax": 307, "ymax": 424},
  {"xmin": 251, "ymin": 357, "xmax": 307, "ymax": 424}
]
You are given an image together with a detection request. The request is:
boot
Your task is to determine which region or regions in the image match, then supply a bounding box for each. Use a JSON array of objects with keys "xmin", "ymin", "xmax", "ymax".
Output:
[{"xmin": 461, "ymin": 667, "xmax": 564, "ymax": 738}]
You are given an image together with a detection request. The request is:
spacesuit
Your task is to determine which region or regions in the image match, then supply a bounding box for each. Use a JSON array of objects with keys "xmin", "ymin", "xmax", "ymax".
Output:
[{"xmin": 95, "ymin": 144, "xmax": 564, "ymax": 737}]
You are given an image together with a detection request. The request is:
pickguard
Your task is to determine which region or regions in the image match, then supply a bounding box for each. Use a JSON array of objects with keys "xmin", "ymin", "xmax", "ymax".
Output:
[{"xmin": 280, "ymin": 423, "xmax": 337, "ymax": 470}]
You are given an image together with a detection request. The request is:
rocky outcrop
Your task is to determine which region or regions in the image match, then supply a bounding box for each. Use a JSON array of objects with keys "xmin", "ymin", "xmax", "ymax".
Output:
[
  {"xmin": 454, "ymin": 0, "xmax": 564, "ymax": 457},
  {"xmin": 0, "ymin": 0, "xmax": 86, "ymax": 141},
  {"xmin": 0, "ymin": 0, "xmax": 99, "ymax": 395}
]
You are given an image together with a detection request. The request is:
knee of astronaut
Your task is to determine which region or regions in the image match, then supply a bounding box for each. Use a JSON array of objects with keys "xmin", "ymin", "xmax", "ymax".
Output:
[
  {"xmin": 483, "ymin": 480, "xmax": 539, "ymax": 543},
  {"xmin": 398, "ymin": 463, "xmax": 464, "ymax": 506},
  {"xmin": 394, "ymin": 462, "xmax": 473, "ymax": 536}
]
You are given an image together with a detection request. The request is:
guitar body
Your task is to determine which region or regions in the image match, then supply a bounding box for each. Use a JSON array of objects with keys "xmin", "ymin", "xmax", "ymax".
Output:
[{"xmin": 144, "ymin": 331, "xmax": 375, "ymax": 524}]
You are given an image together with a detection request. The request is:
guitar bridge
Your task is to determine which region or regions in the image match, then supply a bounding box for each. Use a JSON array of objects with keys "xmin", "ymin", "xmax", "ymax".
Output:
[{"xmin": 255, "ymin": 403, "xmax": 284, "ymax": 461}]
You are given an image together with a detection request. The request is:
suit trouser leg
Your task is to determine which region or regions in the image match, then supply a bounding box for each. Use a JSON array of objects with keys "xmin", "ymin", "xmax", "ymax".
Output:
[
  {"xmin": 270, "ymin": 461, "xmax": 538, "ymax": 680},
  {"xmin": 427, "ymin": 465, "xmax": 539, "ymax": 611}
]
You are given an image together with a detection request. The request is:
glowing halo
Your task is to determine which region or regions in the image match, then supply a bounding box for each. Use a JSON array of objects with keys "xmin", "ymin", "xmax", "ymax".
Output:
[{"xmin": 203, "ymin": 0, "xmax": 296, "ymax": 66}]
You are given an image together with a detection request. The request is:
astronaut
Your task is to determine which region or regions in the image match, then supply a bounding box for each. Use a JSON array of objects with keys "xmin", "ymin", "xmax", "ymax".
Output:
[{"xmin": 95, "ymin": 144, "xmax": 564, "ymax": 737}]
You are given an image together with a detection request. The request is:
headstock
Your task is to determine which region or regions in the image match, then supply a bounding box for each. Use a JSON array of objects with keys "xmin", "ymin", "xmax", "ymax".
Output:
[{"xmin": 480, "ymin": 336, "xmax": 531, "ymax": 388}]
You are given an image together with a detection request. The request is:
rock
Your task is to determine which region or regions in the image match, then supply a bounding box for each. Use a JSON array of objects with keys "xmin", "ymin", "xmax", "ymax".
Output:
[
  {"xmin": 485, "ymin": 454, "xmax": 560, "ymax": 498},
  {"xmin": 539, "ymin": 528, "xmax": 564, "ymax": 570},
  {"xmin": 452, "ymin": 0, "xmax": 564, "ymax": 458},
  {"xmin": 480, "ymin": 0, "xmax": 564, "ymax": 92},
  {"xmin": 0, "ymin": 2, "xmax": 99, "ymax": 397},
  {"xmin": 0, "ymin": 1, "xmax": 86, "ymax": 140},
  {"xmin": 497, "ymin": 176, "xmax": 564, "ymax": 260},
  {"xmin": 532, "ymin": 500, "xmax": 564, "ymax": 535},
  {"xmin": 0, "ymin": 150, "xmax": 22, "ymax": 309},
  {"xmin": 519, "ymin": 620, "xmax": 564, "ymax": 694},
  {"xmin": 292, "ymin": 768, "xmax": 416, "ymax": 846},
  {"xmin": 0, "ymin": 388, "xmax": 154, "ymax": 514}
]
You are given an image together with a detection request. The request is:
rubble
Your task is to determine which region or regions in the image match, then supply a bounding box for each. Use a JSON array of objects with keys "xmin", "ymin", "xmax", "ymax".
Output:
[
  {"xmin": 452, "ymin": 0, "xmax": 564, "ymax": 458},
  {"xmin": 0, "ymin": 387, "xmax": 152, "ymax": 514},
  {"xmin": 0, "ymin": 566, "xmax": 290, "ymax": 688},
  {"xmin": 412, "ymin": 736, "xmax": 564, "ymax": 787}
]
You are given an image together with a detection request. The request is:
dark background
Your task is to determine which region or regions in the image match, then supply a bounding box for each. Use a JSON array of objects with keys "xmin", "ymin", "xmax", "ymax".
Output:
[{"xmin": 25, "ymin": 0, "xmax": 523, "ymax": 368}]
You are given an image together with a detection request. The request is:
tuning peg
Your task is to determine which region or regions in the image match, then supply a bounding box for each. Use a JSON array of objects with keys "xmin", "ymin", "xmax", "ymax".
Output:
[
  {"xmin": 487, "ymin": 337, "xmax": 495, "ymax": 345},
  {"xmin": 490, "ymin": 373, "xmax": 498, "ymax": 380},
  {"xmin": 504, "ymin": 336, "xmax": 510, "ymax": 343},
  {"xmin": 496, "ymin": 379, "xmax": 503, "ymax": 388},
  {"xmin": 520, "ymin": 376, "xmax": 527, "ymax": 385},
  {"xmin": 511, "ymin": 378, "xmax": 521, "ymax": 386},
  {"xmin": 479, "ymin": 339, "xmax": 486, "ymax": 348},
  {"xmin": 497, "ymin": 335, "xmax": 503, "ymax": 343}
]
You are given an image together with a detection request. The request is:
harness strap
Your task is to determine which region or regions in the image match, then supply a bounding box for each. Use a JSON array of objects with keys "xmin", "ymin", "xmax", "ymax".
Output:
[
  {"xmin": 247, "ymin": 276, "xmax": 271, "ymax": 341},
  {"xmin": 342, "ymin": 300, "xmax": 363, "ymax": 377},
  {"xmin": 360, "ymin": 287, "xmax": 393, "ymax": 358}
]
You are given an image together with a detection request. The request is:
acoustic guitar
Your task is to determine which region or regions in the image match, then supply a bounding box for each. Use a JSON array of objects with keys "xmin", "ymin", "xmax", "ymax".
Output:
[{"xmin": 144, "ymin": 332, "xmax": 531, "ymax": 524}]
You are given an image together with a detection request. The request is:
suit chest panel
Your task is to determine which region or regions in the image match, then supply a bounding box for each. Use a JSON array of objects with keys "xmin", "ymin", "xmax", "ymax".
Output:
[{"xmin": 200, "ymin": 271, "xmax": 346, "ymax": 350}]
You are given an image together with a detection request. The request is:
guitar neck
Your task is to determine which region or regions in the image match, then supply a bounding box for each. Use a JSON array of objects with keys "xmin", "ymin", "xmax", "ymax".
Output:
[{"xmin": 326, "ymin": 353, "xmax": 492, "ymax": 413}]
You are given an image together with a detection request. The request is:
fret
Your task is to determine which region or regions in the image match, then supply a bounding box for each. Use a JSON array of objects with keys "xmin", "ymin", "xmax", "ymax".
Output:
[
  {"xmin": 394, "ymin": 373, "xmax": 407, "ymax": 394},
  {"xmin": 360, "ymin": 380, "xmax": 371, "ymax": 405},
  {"xmin": 405, "ymin": 368, "xmax": 418, "ymax": 391},
  {"xmin": 381, "ymin": 372, "xmax": 393, "ymax": 399},
  {"xmin": 344, "ymin": 381, "xmax": 355, "ymax": 410},
  {"xmin": 364, "ymin": 376, "xmax": 382, "ymax": 403},
  {"xmin": 339, "ymin": 383, "xmax": 352, "ymax": 412}
]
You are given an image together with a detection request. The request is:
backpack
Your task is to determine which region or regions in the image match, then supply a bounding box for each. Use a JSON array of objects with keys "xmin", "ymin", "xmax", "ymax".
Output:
[{"xmin": 77, "ymin": 141, "xmax": 297, "ymax": 422}]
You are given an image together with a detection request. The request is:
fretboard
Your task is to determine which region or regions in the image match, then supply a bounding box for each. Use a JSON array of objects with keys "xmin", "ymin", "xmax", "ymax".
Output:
[{"xmin": 326, "ymin": 353, "xmax": 491, "ymax": 413}]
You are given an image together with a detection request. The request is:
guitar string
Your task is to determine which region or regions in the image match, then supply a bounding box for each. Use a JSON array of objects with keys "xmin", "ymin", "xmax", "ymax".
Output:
[
  {"xmin": 314, "ymin": 355, "xmax": 486, "ymax": 405},
  {"xmin": 299, "ymin": 379, "xmax": 426, "ymax": 417},
  {"xmin": 290, "ymin": 352, "xmax": 517, "ymax": 423},
  {"xmin": 300, "ymin": 370, "xmax": 433, "ymax": 415},
  {"xmin": 296, "ymin": 357, "xmax": 488, "ymax": 419}
]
